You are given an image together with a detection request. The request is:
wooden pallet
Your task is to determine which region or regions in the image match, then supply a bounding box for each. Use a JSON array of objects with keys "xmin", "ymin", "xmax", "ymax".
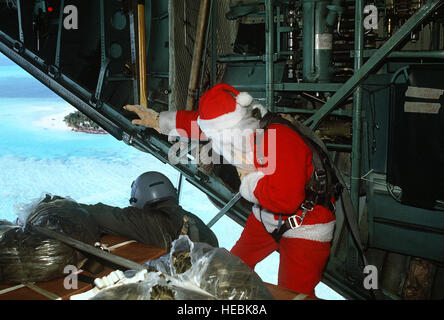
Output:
[{"xmin": 0, "ymin": 235, "xmax": 317, "ymax": 300}]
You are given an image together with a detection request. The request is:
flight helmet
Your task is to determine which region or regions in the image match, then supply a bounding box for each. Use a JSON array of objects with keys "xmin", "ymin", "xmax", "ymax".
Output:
[{"xmin": 129, "ymin": 171, "xmax": 178, "ymax": 209}]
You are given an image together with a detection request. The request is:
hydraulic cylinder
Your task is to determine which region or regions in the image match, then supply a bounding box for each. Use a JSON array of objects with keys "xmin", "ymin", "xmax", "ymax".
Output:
[{"xmin": 302, "ymin": 0, "xmax": 340, "ymax": 83}]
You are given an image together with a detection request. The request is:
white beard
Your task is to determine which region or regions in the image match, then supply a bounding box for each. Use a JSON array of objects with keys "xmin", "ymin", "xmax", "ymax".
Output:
[{"xmin": 205, "ymin": 112, "xmax": 261, "ymax": 170}]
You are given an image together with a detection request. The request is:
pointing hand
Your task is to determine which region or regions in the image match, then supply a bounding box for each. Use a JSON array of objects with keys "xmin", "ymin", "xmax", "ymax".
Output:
[{"xmin": 123, "ymin": 104, "xmax": 161, "ymax": 133}]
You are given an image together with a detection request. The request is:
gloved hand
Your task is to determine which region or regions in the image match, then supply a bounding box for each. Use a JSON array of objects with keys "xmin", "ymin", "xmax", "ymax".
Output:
[
  {"xmin": 237, "ymin": 167, "xmax": 253, "ymax": 181},
  {"xmin": 123, "ymin": 105, "xmax": 161, "ymax": 133},
  {"xmin": 252, "ymin": 103, "xmax": 269, "ymax": 118}
]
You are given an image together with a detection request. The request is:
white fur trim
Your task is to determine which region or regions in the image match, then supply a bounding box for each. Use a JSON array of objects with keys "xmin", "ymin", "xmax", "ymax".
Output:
[
  {"xmin": 236, "ymin": 92, "xmax": 253, "ymax": 107},
  {"xmin": 197, "ymin": 103, "xmax": 247, "ymax": 134},
  {"xmin": 239, "ymin": 171, "xmax": 265, "ymax": 204},
  {"xmin": 252, "ymin": 205, "xmax": 335, "ymax": 242},
  {"xmin": 159, "ymin": 111, "xmax": 179, "ymax": 136}
]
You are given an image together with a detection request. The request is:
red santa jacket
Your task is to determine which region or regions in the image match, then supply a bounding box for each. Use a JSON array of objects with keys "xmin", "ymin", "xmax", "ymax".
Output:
[{"xmin": 158, "ymin": 110, "xmax": 336, "ymax": 243}]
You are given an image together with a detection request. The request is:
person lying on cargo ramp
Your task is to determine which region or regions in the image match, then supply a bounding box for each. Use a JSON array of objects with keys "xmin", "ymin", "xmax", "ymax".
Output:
[
  {"xmin": 123, "ymin": 83, "xmax": 337, "ymax": 296},
  {"xmin": 81, "ymin": 171, "xmax": 218, "ymax": 251}
]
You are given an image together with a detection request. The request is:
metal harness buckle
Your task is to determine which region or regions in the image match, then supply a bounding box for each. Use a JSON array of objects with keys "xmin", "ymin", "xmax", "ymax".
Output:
[
  {"xmin": 288, "ymin": 200, "xmax": 316, "ymax": 229},
  {"xmin": 314, "ymin": 169, "xmax": 327, "ymax": 181},
  {"xmin": 288, "ymin": 210, "xmax": 307, "ymax": 229},
  {"xmin": 301, "ymin": 200, "xmax": 315, "ymax": 212},
  {"xmin": 288, "ymin": 215, "xmax": 302, "ymax": 229}
]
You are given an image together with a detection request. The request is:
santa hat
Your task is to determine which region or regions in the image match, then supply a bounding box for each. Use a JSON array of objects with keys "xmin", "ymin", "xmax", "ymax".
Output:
[{"xmin": 197, "ymin": 83, "xmax": 254, "ymax": 133}]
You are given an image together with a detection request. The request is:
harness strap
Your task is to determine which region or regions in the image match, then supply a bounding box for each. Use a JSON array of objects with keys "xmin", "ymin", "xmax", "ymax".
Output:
[
  {"xmin": 270, "ymin": 211, "xmax": 308, "ymax": 243},
  {"xmin": 260, "ymin": 206, "xmax": 311, "ymax": 243},
  {"xmin": 259, "ymin": 208, "xmax": 282, "ymax": 243}
]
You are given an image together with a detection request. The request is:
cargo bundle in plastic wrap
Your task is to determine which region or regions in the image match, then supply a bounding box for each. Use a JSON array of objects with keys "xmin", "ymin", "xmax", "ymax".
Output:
[
  {"xmin": 23, "ymin": 194, "xmax": 100, "ymax": 245},
  {"xmin": 74, "ymin": 236, "xmax": 274, "ymax": 300},
  {"xmin": 0, "ymin": 194, "xmax": 101, "ymax": 284},
  {"xmin": 0, "ymin": 221, "xmax": 78, "ymax": 284}
]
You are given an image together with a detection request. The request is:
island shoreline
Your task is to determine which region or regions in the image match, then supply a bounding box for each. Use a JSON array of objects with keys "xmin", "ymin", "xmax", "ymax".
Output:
[{"xmin": 64, "ymin": 110, "xmax": 108, "ymax": 135}]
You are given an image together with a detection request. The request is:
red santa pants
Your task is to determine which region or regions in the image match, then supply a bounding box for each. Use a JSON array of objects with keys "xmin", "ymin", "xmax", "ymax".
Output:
[{"xmin": 230, "ymin": 213, "xmax": 331, "ymax": 296}]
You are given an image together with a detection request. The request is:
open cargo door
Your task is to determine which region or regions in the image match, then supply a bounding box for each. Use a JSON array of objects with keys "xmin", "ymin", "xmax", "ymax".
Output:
[
  {"xmin": 0, "ymin": 0, "xmax": 252, "ymax": 228},
  {"xmin": 2, "ymin": 0, "xmax": 444, "ymax": 300}
]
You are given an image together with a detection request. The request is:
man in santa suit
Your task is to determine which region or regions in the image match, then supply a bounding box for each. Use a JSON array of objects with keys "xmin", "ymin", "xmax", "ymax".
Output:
[{"xmin": 123, "ymin": 83, "xmax": 335, "ymax": 296}]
